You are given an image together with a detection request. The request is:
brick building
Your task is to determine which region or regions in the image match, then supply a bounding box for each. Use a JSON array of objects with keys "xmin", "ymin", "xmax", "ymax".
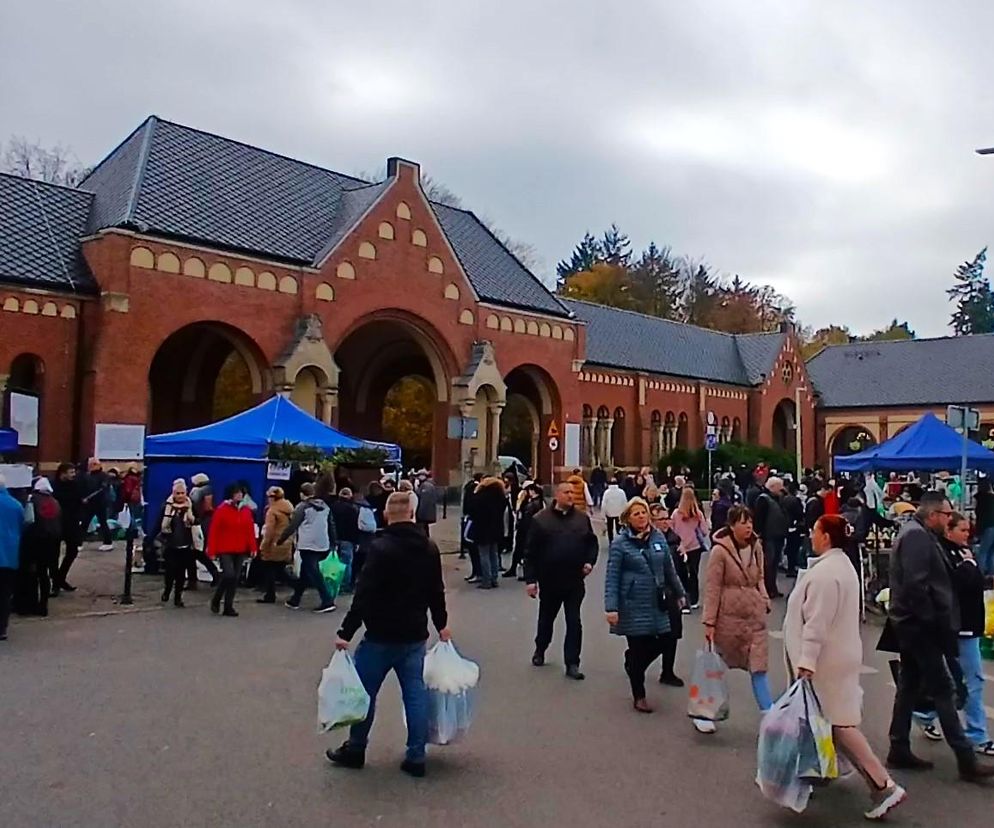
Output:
[{"xmin": 0, "ymin": 116, "xmax": 815, "ymax": 481}]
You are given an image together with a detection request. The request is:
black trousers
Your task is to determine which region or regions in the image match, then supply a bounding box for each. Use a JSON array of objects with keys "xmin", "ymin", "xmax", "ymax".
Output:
[
  {"xmin": 164, "ymin": 546, "xmax": 193, "ymax": 603},
  {"xmin": 684, "ymin": 548, "xmax": 703, "ymax": 606},
  {"xmin": 784, "ymin": 531, "xmax": 803, "ymax": 575},
  {"xmin": 28, "ymin": 539, "xmax": 60, "ymax": 614},
  {"xmin": 187, "ymin": 548, "xmax": 219, "ymax": 586},
  {"xmin": 259, "ymin": 560, "xmax": 285, "ymax": 600},
  {"xmin": 212, "ymin": 554, "xmax": 246, "ymax": 611},
  {"xmin": 0, "ymin": 566, "xmax": 15, "ymax": 636},
  {"xmin": 763, "ymin": 537, "xmax": 785, "ymax": 597},
  {"xmin": 890, "ymin": 642, "xmax": 972, "ymax": 759},
  {"xmin": 625, "ymin": 635, "xmax": 668, "ymax": 700},
  {"xmin": 57, "ymin": 532, "xmax": 81, "ymax": 589},
  {"xmin": 81, "ymin": 500, "xmax": 112, "ymax": 545},
  {"xmin": 535, "ymin": 582, "xmax": 584, "ymax": 667},
  {"xmin": 606, "ymin": 517, "xmax": 620, "ymax": 543}
]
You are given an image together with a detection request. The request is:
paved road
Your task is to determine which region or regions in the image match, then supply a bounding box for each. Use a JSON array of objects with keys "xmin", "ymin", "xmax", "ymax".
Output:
[{"xmin": 2, "ymin": 517, "xmax": 993, "ymax": 827}]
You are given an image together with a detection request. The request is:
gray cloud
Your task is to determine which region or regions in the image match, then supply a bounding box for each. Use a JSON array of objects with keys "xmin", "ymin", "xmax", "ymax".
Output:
[{"xmin": 3, "ymin": 0, "xmax": 994, "ymax": 336}]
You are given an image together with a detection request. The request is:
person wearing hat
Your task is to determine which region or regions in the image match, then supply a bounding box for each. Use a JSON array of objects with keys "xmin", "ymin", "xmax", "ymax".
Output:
[
  {"xmin": 504, "ymin": 482, "xmax": 545, "ymax": 579},
  {"xmin": 258, "ymin": 486, "xmax": 294, "ymax": 604},
  {"xmin": 414, "ymin": 470, "xmax": 439, "ymax": 538},
  {"xmin": 160, "ymin": 479, "xmax": 196, "ymax": 608},
  {"xmin": 23, "ymin": 478, "xmax": 62, "ymax": 616},
  {"xmin": 188, "ymin": 472, "xmax": 219, "ymax": 588},
  {"xmin": 118, "ymin": 465, "xmax": 143, "ymax": 570}
]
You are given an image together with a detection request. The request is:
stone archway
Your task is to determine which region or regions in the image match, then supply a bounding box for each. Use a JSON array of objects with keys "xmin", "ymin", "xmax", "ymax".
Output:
[
  {"xmin": 148, "ymin": 322, "xmax": 269, "ymax": 433},
  {"xmin": 273, "ymin": 314, "xmax": 340, "ymax": 424},
  {"xmin": 501, "ymin": 363, "xmax": 560, "ymax": 482},
  {"xmin": 830, "ymin": 425, "xmax": 876, "ymax": 459},
  {"xmin": 772, "ymin": 398, "xmax": 797, "ymax": 453}
]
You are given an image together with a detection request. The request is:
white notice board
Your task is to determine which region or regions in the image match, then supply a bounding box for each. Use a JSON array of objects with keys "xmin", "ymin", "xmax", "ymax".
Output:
[
  {"xmin": 9, "ymin": 393, "xmax": 38, "ymax": 447},
  {"xmin": 95, "ymin": 424, "xmax": 146, "ymax": 461},
  {"xmin": 565, "ymin": 422, "xmax": 581, "ymax": 468}
]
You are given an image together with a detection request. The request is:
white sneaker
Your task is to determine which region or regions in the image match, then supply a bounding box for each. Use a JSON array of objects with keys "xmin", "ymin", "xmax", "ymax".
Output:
[
  {"xmin": 98, "ymin": 544, "xmax": 114, "ymax": 552},
  {"xmin": 691, "ymin": 602, "xmax": 700, "ymax": 610},
  {"xmin": 975, "ymin": 741, "xmax": 994, "ymax": 757},
  {"xmin": 864, "ymin": 783, "xmax": 907, "ymax": 820},
  {"xmin": 692, "ymin": 718, "xmax": 717, "ymax": 734},
  {"xmin": 920, "ymin": 723, "xmax": 943, "ymax": 742}
]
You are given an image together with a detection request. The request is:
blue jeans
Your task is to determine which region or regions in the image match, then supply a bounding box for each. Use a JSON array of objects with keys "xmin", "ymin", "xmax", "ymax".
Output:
[
  {"xmin": 347, "ymin": 639, "xmax": 428, "ymax": 762},
  {"xmin": 914, "ymin": 637, "xmax": 989, "ymax": 745},
  {"xmin": 337, "ymin": 542, "xmax": 354, "ymax": 594},
  {"xmin": 478, "ymin": 542, "xmax": 500, "ymax": 586},
  {"xmin": 752, "ymin": 672, "xmax": 773, "ymax": 712},
  {"xmin": 978, "ymin": 528, "xmax": 994, "ymax": 576}
]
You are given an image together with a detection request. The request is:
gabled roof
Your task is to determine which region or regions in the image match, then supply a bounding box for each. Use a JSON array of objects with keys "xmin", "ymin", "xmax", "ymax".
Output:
[
  {"xmin": 563, "ymin": 299, "xmax": 786, "ymax": 386},
  {"xmin": 807, "ymin": 335, "xmax": 994, "ymax": 408},
  {"xmin": 81, "ymin": 116, "xmax": 570, "ymax": 317},
  {"xmin": 0, "ymin": 173, "xmax": 96, "ymax": 293}
]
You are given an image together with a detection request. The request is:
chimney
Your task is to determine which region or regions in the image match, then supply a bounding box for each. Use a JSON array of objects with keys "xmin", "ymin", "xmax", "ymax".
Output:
[{"xmin": 386, "ymin": 157, "xmax": 420, "ymax": 185}]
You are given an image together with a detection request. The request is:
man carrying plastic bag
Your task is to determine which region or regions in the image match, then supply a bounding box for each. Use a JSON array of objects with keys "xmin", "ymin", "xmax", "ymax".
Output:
[
  {"xmin": 326, "ymin": 490, "xmax": 451, "ymax": 778},
  {"xmin": 423, "ymin": 640, "xmax": 479, "ymax": 745},
  {"xmin": 318, "ymin": 651, "xmax": 370, "ymax": 731}
]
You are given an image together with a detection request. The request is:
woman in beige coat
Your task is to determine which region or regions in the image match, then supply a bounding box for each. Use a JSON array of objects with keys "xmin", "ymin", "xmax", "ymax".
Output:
[
  {"xmin": 257, "ymin": 486, "xmax": 294, "ymax": 604},
  {"xmin": 696, "ymin": 504, "xmax": 771, "ymax": 733},
  {"xmin": 783, "ymin": 514, "xmax": 905, "ymax": 820}
]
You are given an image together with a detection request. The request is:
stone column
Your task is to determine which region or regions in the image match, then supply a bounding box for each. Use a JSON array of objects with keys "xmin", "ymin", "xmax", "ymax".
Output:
[
  {"xmin": 604, "ymin": 418, "xmax": 615, "ymax": 467},
  {"xmin": 656, "ymin": 424, "xmax": 665, "ymax": 462},
  {"xmin": 319, "ymin": 391, "xmax": 336, "ymax": 426},
  {"xmin": 582, "ymin": 418, "xmax": 596, "ymax": 467},
  {"xmin": 488, "ymin": 401, "xmax": 505, "ymax": 469}
]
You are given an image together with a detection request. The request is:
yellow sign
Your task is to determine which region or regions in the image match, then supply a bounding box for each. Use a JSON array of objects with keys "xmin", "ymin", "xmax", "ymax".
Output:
[{"xmin": 547, "ymin": 421, "xmax": 560, "ymax": 438}]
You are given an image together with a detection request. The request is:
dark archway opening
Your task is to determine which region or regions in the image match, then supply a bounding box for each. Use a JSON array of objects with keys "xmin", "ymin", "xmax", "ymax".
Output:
[{"xmin": 772, "ymin": 399, "xmax": 797, "ymax": 453}]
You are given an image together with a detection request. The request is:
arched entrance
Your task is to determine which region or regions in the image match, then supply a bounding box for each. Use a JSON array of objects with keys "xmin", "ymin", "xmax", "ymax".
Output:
[
  {"xmin": 335, "ymin": 315, "xmax": 453, "ymax": 475},
  {"xmin": 772, "ymin": 398, "xmax": 797, "ymax": 453},
  {"xmin": 290, "ymin": 367, "xmax": 327, "ymax": 420},
  {"xmin": 830, "ymin": 426, "xmax": 876, "ymax": 459},
  {"xmin": 500, "ymin": 365, "xmax": 560, "ymax": 481},
  {"xmin": 6, "ymin": 353, "xmax": 43, "ymax": 455},
  {"xmin": 148, "ymin": 323, "xmax": 267, "ymax": 434}
]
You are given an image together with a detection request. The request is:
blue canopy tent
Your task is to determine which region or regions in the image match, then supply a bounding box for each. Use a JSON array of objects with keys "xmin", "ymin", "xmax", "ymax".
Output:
[
  {"xmin": 143, "ymin": 396, "xmax": 400, "ymax": 521},
  {"xmin": 834, "ymin": 412, "xmax": 994, "ymax": 473},
  {"xmin": 0, "ymin": 428, "xmax": 18, "ymax": 453}
]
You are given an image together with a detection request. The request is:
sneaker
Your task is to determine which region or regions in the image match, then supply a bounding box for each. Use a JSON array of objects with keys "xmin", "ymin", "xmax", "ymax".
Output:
[
  {"xmin": 284, "ymin": 600, "xmax": 301, "ymax": 610},
  {"xmin": 464, "ymin": 575, "xmax": 480, "ymax": 584},
  {"xmin": 400, "ymin": 759, "xmax": 426, "ymax": 778},
  {"xmin": 690, "ymin": 602, "xmax": 700, "ymax": 610},
  {"xmin": 976, "ymin": 742, "xmax": 994, "ymax": 757},
  {"xmin": 256, "ymin": 596, "xmax": 276, "ymax": 604},
  {"xmin": 886, "ymin": 749, "xmax": 933, "ymax": 771},
  {"xmin": 531, "ymin": 651, "xmax": 545, "ymax": 667},
  {"xmin": 60, "ymin": 582, "xmax": 76, "ymax": 593},
  {"xmin": 222, "ymin": 608, "xmax": 239, "ymax": 618},
  {"xmin": 864, "ymin": 783, "xmax": 907, "ymax": 820},
  {"xmin": 313, "ymin": 604, "xmax": 337, "ymax": 614},
  {"xmin": 920, "ymin": 723, "xmax": 943, "ymax": 742},
  {"xmin": 326, "ymin": 743, "xmax": 365, "ymax": 770},
  {"xmin": 0, "ymin": 632, "xmax": 7, "ymax": 641},
  {"xmin": 659, "ymin": 673, "xmax": 685, "ymax": 688},
  {"xmin": 692, "ymin": 718, "xmax": 717, "ymax": 734},
  {"xmin": 681, "ymin": 607, "xmax": 691, "ymax": 615},
  {"xmin": 99, "ymin": 544, "xmax": 114, "ymax": 552},
  {"xmin": 959, "ymin": 756, "xmax": 994, "ymax": 783}
]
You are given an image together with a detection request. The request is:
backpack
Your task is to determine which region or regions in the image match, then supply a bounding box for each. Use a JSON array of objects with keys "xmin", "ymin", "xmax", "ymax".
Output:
[
  {"xmin": 32, "ymin": 495, "xmax": 61, "ymax": 539},
  {"xmin": 357, "ymin": 505, "xmax": 377, "ymax": 534}
]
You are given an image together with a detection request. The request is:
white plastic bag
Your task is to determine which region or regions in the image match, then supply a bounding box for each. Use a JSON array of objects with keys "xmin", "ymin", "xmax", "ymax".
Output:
[
  {"xmin": 117, "ymin": 507, "xmax": 132, "ymax": 531},
  {"xmin": 423, "ymin": 641, "xmax": 479, "ymax": 745},
  {"xmin": 317, "ymin": 651, "xmax": 370, "ymax": 732},
  {"xmin": 292, "ymin": 549, "xmax": 302, "ymax": 579},
  {"xmin": 756, "ymin": 680, "xmax": 814, "ymax": 813},
  {"xmin": 687, "ymin": 645, "xmax": 729, "ymax": 722}
]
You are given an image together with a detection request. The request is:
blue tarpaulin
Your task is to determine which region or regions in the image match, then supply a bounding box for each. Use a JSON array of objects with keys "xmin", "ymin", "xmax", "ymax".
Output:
[
  {"xmin": 0, "ymin": 428, "xmax": 18, "ymax": 453},
  {"xmin": 834, "ymin": 412, "xmax": 994, "ymax": 473},
  {"xmin": 144, "ymin": 395, "xmax": 400, "ymax": 461}
]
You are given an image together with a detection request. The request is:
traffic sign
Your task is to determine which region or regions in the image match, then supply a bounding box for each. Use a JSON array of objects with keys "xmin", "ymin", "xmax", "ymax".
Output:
[
  {"xmin": 547, "ymin": 421, "xmax": 560, "ymax": 438},
  {"xmin": 705, "ymin": 434, "xmax": 718, "ymax": 452},
  {"xmin": 548, "ymin": 436, "xmax": 560, "ymax": 452}
]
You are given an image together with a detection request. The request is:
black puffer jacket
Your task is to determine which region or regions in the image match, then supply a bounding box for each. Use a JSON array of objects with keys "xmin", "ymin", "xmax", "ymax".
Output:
[
  {"xmin": 524, "ymin": 504, "xmax": 598, "ymax": 588},
  {"xmin": 940, "ymin": 537, "xmax": 987, "ymax": 639},
  {"xmin": 468, "ymin": 478, "xmax": 508, "ymax": 545}
]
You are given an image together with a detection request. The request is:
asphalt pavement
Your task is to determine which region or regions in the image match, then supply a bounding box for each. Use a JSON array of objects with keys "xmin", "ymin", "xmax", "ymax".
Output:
[{"xmin": 2, "ymin": 512, "xmax": 993, "ymax": 827}]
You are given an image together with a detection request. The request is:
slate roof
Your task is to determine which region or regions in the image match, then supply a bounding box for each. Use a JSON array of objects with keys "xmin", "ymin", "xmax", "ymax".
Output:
[
  {"xmin": 0, "ymin": 174, "xmax": 95, "ymax": 293},
  {"xmin": 79, "ymin": 116, "xmax": 571, "ymax": 317},
  {"xmin": 807, "ymin": 336, "xmax": 994, "ymax": 408},
  {"xmin": 563, "ymin": 299, "xmax": 785, "ymax": 386}
]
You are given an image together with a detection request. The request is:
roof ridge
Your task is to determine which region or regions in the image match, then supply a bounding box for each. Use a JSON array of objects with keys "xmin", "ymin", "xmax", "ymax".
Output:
[
  {"xmin": 811, "ymin": 332, "xmax": 986, "ymax": 356},
  {"xmin": 124, "ymin": 115, "xmax": 157, "ymax": 223},
  {"xmin": 78, "ymin": 115, "xmax": 155, "ymax": 189},
  {"xmin": 565, "ymin": 297, "xmax": 739, "ymax": 338},
  {"xmin": 0, "ymin": 171, "xmax": 96, "ymax": 198},
  {"xmin": 151, "ymin": 116, "xmax": 372, "ymax": 185}
]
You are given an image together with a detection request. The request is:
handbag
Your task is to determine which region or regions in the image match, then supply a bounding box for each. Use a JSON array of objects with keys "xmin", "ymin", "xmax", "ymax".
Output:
[
  {"xmin": 637, "ymin": 540, "xmax": 671, "ymax": 611},
  {"xmin": 694, "ymin": 520, "xmax": 712, "ymax": 551}
]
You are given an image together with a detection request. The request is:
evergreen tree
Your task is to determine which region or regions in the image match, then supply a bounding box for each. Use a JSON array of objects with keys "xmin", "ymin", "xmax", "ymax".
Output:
[
  {"xmin": 556, "ymin": 232, "xmax": 602, "ymax": 282},
  {"xmin": 948, "ymin": 247, "xmax": 992, "ymax": 335},
  {"xmin": 599, "ymin": 224, "xmax": 632, "ymax": 267},
  {"xmin": 679, "ymin": 262, "xmax": 719, "ymax": 326},
  {"xmin": 630, "ymin": 242, "xmax": 681, "ymax": 319}
]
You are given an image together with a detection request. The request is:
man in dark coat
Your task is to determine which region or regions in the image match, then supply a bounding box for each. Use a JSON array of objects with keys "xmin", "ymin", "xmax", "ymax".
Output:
[
  {"xmin": 886, "ymin": 492, "xmax": 994, "ymax": 781},
  {"xmin": 753, "ymin": 477, "xmax": 788, "ymax": 598},
  {"xmin": 52, "ymin": 463, "xmax": 83, "ymax": 593},
  {"xmin": 80, "ymin": 459, "xmax": 113, "ymax": 550},
  {"xmin": 781, "ymin": 481, "xmax": 805, "ymax": 577},
  {"xmin": 524, "ymin": 483, "xmax": 598, "ymax": 680},
  {"xmin": 588, "ymin": 465, "xmax": 608, "ymax": 508}
]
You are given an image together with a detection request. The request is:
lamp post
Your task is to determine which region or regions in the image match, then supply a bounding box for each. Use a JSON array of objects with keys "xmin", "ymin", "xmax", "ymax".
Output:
[{"xmin": 794, "ymin": 385, "xmax": 807, "ymax": 482}]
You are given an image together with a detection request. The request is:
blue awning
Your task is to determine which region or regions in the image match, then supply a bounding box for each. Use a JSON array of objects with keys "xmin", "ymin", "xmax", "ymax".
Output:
[
  {"xmin": 144, "ymin": 396, "xmax": 400, "ymax": 462},
  {"xmin": 0, "ymin": 428, "xmax": 18, "ymax": 452},
  {"xmin": 834, "ymin": 412, "xmax": 994, "ymax": 473}
]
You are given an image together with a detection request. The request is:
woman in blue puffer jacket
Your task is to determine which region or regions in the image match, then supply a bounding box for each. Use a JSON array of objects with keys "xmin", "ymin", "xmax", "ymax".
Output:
[{"xmin": 604, "ymin": 497, "xmax": 687, "ymax": 713}]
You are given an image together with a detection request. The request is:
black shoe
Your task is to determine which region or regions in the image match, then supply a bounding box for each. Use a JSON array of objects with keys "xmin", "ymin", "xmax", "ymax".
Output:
[
  {"xmin": 161, "ymin": 589, "xmax": 170, "ymax": 603},
  {"xmin": 209, "ymin": 579, "xmax": 220, "ymax": 589},
  {"xmin": 210, "ymin": 599, "xmax": 220, "ymax": 615},
  {"xmin": 173, "ymin": 599, "xmax": 185, "ymax": 608},
  {"xmin": 565, "ymin": 665, "xmax": 585, "ymax": 681},
  {"xmin": 464, "ymin": 575, "xmax": 480, "ymax": 584},
  {"xmin": 458, "ymin": 553, "xmax": 467, "ymax": 560},
  {"xmin": 476, "ymin": 582, "xmax": 494, "ymax": 590},
  {"xmin": 60, "ymin": 582, "xmax": 76, "ymax": 593},
  {"xmin": 502, "ymin": 570, "xmax": 517, "ymax": 578},
  {"xmin": 186, "ymin": 582, "xmax": 199, "ymax": 591},
  {"xmin": 50, "ymin": 588, "xmax": 60, "ymax": 598},
  {"xmin": 959, "ymin": 756, "xmax": 994, "ymax": 783},
  {"xmin": 659, "ymin": 673, "xmax": 685, "ymax": 687},
  {"xmin": 400, "ymin": 759, "xmax": 426, "ymax": 778},
  {"xmin": 222, "ymin": 608, "xmax": 239, "ymax": 617},
  {"xmin": 886, "ymin": 749, "xmax": 934, "ymax": 771},
  {"xmin": 257, "ymin": 596, "xmax": 276, "ymax": 604},
  {"xmin": 0, "ymin": 632, "xmax": 7, "ymax": 641},
  {"xmin": 326, "ymin": 743, "xmax": 365, "ymax": 770},
  {"xmin": 532, "ymin": 651, "xmax": 545, "ymax": 667}
]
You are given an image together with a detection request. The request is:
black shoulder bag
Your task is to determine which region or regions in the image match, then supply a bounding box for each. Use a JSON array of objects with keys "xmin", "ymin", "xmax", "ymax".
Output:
[{"xmin": 637, "ymin": 539, "xmax": 671, "ymax": 611}]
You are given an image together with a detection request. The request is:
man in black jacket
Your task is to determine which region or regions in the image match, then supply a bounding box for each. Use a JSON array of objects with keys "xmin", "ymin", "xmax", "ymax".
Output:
[
  {"xmin": 52, "ymin": 463, "xmax": 82, "ymax": 593},
  {"xmin": 329, "ymin": 491, "xmax": 450, "ymax": 778},
  {"xmin": 525, "ymin": 482, "xmax": 598, "ymax": 680},
  {"xmin": 331, "ymin": 488, "xmax": 361, "ymax": 594},
  {"xmin": 781, "ymin": 481, "xmax": 804, "ymax": 578},
  {"xmin": 886, "ymin": 492, "xmax": 994, "ymax": 782},
  {"xmin": 753, "ymin": 477, "xmax": 788, "ymax": 598}
]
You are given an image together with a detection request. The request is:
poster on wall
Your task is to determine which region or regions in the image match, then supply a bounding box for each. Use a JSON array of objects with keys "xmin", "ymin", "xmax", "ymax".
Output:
[
  {"xmin": 0, "ymin": 464, "xmax": 33, "ymax": 489},
  {"xmin": 266, "ymin": 462, "xmax": 292, "ymax": 481},
  {"xmin": 95, "ymin": 424, "xmax": 146, "ymax": 461},
  {"xmin": 9, "ymin": 392, "xmax": 39, "ymax": 447},
  {"xmin": 565, "ymin": 422, "xmax": 581, "ymax": 468}
]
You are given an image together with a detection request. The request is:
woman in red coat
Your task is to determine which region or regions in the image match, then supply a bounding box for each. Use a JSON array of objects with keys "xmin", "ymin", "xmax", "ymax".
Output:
[{"xmin": 206, "ymin": 484, "xmax": 258, "ymax": 617}]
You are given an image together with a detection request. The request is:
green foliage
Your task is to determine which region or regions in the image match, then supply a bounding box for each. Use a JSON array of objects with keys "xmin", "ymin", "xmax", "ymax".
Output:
[
  {"xmin": 267, "ymin": 440, "xmax": 388, "ymax": 468},
  {"xmin": 557, "ymin": 232, "xmax": 602, "ymax": 282},
  {"xmin": 948, "ymin": 248, "xmax": 992, "ymax": 335},
  {"xmin": 657, "ymin": 441, "xmax": 796, "ymax": 486}
]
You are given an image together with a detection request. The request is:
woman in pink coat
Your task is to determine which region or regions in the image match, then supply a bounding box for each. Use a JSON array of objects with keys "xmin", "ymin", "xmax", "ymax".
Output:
[{"xmin": 783, "ymin": 514, "xmax": 905, "ymax": 820}]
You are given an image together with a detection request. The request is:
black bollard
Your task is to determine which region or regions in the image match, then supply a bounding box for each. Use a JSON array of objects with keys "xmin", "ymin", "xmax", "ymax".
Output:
[{"xmin": 119, "ymin": 528, "xmax": 135, "ymax": 605}]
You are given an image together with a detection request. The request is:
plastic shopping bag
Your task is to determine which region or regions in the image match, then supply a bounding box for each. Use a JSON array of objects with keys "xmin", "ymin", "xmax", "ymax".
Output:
[
  {"xmin": 687, "ymin": 644, "xmax": 729, "ymax": 722},
  {"xmin": 423, "ymin": 641, "xmax": 480, "ymax": 745},
  {"xmin": 117, "ymin": 507, "xmax": 132, "ymax": 531},
  {"xmin": 319, "ymin": 551, "xmax": 346, "ymax": 598},
  {"xmin": 985, "ymin": 591, "xmax": 994, "ymax": 637},
  {"xmin": 317, "ymin": 651, "xmax": 370, "ymax": 732},
  {"xmin": 756, "ymin": 680, "xmax": 813, "ymax": 813},
  {"xmin": 796, "ymin": 680, "xmax": 838, "ymax": 782}
]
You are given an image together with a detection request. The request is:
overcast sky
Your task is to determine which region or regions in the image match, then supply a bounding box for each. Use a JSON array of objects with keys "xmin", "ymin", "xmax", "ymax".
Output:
[{"xmin": 3, "ymin": 0, "xmax": 994, "ymax": 337}]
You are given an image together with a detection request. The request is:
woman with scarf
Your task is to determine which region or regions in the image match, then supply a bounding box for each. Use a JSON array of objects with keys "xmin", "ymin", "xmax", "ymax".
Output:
[
  {"xmin": 604, "ymin": 497, "xmax": 687, "ymax": 712},
  {"xmin": 160, "ymin": 479, "xmax": 196, "ymax": 608}
]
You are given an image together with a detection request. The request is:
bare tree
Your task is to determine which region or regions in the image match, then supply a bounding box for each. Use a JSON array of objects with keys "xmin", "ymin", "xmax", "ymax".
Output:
[{"xmin": 2, "ymin": 136, "xmax": 91, "ymax": 186}]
